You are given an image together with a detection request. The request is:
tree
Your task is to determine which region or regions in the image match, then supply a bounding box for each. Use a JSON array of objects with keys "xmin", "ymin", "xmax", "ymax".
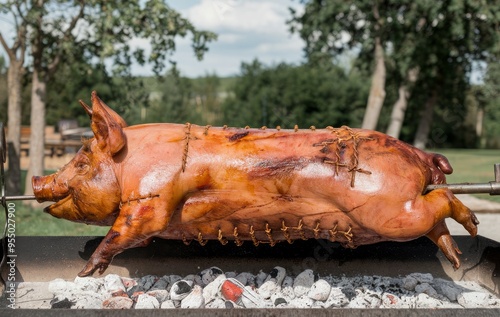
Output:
[
  {"xmin": 0, "ymin": 3, "xmax": 27, "ymax": 195},
  {"xmin": 0, "ymin": 56, "xmax": 7, "ymax": 120},
  {"xmin": 480, "ymin": 55, "xmax": 500, "ymax": 148},
  {"xmin": 24, "ymin": 0, "xmax": 85, "ymax": 197},
  {"xmin": 290, "ymin": 0, "xmax": 500, "ymax": 149},
  {"xmin": 289, "ymin": 0, "xmax": 388, "ymax": 130},
  {"xmin": 410, "ymin": 0, "xmax": 500, "ymax": 148},
  {"xmin": 145, "ymin": 70, "xmax": 224, "ymax": 126},
  {"xmin": 192, "ymin": 73, "xmax": 223, "ymax": 125},
  {"xmin": 0, "ymin": 0, "xmax": 216, "ymax": 196},
  {"xmin": 222, "ymin": 59, "xmax": 369, "ymax": 129},
  {"xmin": 146, "ymin": 68, "xmax": 198, "ymax": 124},
  {"xmin": 385, "ymin": 67, "xmax": 418, "ymax": 138},
  {"xmin": 45, "ymin": 61, "xmax": 140, "ymax": 127}
]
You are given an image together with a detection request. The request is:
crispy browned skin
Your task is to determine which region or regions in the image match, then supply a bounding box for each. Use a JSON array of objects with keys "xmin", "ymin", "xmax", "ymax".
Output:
[{"xmin": 32, "ymin": 91, "xmax": 479, "ymax": 277}]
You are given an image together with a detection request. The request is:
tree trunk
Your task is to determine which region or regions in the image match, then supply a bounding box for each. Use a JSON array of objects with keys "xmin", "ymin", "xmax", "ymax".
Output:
[
  {"xmin": 475, "ymin": 106, "xmax": 484, "ymax": 139},
  {"xmin": 386, "ymin": 67, "xmax": 419, "ymax": 138},
  {"xmin": 413, "ymin": 90, "xmax": 438, "ymax": 150},
  {"xmin": 386, "ymin": 84, "xmax": 409, "ymax": 138},
  {"xmin": 476, "ymin": 106, "xmax": 485, "ymax": 148},
  {"xmin": 361, "ymin": 36, "xmax": 386, "ymax": 130},
  {"xmin": 24, "ymin": 69, "xmax": 46, "ymax": 196},
  {"xmin": 6, "ymin": 59, "xmax": 23, "ymax": 195}
]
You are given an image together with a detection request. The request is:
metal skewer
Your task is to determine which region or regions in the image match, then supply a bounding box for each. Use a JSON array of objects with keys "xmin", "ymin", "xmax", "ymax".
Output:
[
  {"xmin": 426, "ymin": 163, "xmax": 500, "ymax": 195},
  {"xmin": 3, "ymin": 195, "xmax": 36, "ymax": 201}
]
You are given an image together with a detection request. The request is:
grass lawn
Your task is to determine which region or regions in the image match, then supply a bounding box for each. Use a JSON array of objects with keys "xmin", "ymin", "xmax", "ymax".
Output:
[
  {"xmin": 436, "ymin": 149, "xmax": 500, "ymax": 202},
  {"xmin": 4, "ymin": 149, "xmax": 500, "ymax": 236}
]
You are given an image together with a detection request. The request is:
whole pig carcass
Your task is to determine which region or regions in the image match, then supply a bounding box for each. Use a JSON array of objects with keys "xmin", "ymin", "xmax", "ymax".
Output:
[{"xmin": 32, "ymin": 92, "xmax": 478, "ymax": 277}]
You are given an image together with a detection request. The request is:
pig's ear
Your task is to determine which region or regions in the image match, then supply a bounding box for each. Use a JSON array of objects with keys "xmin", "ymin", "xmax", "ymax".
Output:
[
  {"xmin": 79, "ymin": 95, "xmax": 128, "ymax": 128},
  {"xmin": 94, "ymin": 95, "xmax": 128, "ymax": 128},
  {"xmin": 88, "ymin": 91, "xmax": 127, "ymax": 156},
  {"xmin": 79, "ymin": 100, "xmax": 93, "ymax": 119}
]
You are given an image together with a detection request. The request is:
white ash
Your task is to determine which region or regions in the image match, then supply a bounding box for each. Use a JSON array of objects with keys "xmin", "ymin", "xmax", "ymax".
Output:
[
  {"xmin": 202, "ymin": 274, "xmax": 226, "ymax": 304},
  {"xmin": 181, "ymin": 285, "xmax": 205, "ymax": 308},
  {"xmin": 19, "ymin": 268, "xmax": 500, "ymax": 309},
  {"xmin": 240, "ymin": 284, "xmax": 264, "ymax": 308},
  {"xmin": 134, "ymin": 293, "xmax": 160, "ymax": 309},
  {"xmin": 308, "ymin": 279, "xmax": 332, "ymax": 301}
]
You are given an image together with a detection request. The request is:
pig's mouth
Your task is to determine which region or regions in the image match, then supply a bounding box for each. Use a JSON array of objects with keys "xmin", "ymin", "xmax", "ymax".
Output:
[{"xmin": 43, "ymin": 194, "xmax": 73, "ymax": 214}]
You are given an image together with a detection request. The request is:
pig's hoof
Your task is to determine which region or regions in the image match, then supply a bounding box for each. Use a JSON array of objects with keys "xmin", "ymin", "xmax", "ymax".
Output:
[
  {"xmin": 468, "ymin": 212, "xmax": 480, "ymax": 236},
  {"xmin": 452, "ymin": 199, "xmax": 479, "ymax": 237},
  {"xmin": 78, "ymin": 265, "xmax": 95, "ymax": 277},
  {"xmin": 78, "ymin": 259, "xmax": 110, "ymax": 277},
  {"xmin": 438, "ymin": 234, "xmax": 462, "ymax": 270}
]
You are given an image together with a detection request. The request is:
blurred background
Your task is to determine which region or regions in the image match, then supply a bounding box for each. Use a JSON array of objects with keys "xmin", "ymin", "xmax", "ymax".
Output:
[{"xmin": 0, "ymin": 0, "xmax": 499, "ymax": 237}]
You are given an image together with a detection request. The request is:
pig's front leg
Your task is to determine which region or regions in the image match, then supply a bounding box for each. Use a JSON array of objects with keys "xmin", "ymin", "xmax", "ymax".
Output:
[{"xmin": 78, "ymin": 200, "xmax": 170, "ymax": 277}]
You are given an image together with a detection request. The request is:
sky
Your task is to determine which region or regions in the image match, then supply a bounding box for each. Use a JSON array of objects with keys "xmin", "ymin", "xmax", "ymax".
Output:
[
  {"xmin": 134, "ymin": 0, "xmax": 306, "ymax": 77},
  {"xmin": 0, "ymin": 0, "xmax": 305, "ymax": 78},
  {"xmin": 0, "ymin": 1, "xmax": 486, "ymax": 82}
]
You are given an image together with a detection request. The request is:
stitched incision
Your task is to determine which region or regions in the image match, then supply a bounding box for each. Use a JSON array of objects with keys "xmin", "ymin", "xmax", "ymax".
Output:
[
  {"xmin": 182, "ymin": 123, "xmax": 191, "ymax": 172},
  {"xmin": 185, "ymin": 220, "xmax": 356, "ymax": 247},
  {"xmin": 119, "ymin": 194, "xmax": 160, "ymax": 208},
  {"xmin": 314, "ymin": 126, "xmax": 373, "ymax": 187}
]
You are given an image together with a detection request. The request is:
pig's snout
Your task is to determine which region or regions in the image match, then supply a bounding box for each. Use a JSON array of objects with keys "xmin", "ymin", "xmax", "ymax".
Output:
[{"xmin": 32, "ymin": 175, "xmax": 69, "ymax": 203}]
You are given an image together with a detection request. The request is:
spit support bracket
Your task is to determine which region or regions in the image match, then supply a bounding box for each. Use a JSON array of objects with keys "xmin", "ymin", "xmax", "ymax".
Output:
[{"xmin": 0, "ymin": 123, "xmax": 36, "ymax": 207}]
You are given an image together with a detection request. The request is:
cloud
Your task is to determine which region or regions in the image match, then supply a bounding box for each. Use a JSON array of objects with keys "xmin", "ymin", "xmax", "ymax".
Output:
[
  {"xmin": 187, "ymin": 0, "xmax": 293, "ymax": 34},
  {"xmin": 218, "ymin": 33, "xmax": 241, "ymax": 44},
  {"xmin": 167, "ymin": 0, "xmax": 306, "ymax": 77},
  {"xmin": 256, "ymin": 37, "xmax": 303, "ymax": 54},
  {"xmin": 0, "ymin": 1, "xmax": 305, "ymax": 77}
]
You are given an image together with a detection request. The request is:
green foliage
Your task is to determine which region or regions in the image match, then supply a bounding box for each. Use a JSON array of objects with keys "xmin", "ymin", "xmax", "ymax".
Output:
[
  {"xmin": 192, "ymin": 73, "xmax": 224, "ymax": 125},
  {"xmin": 3, "ymin": 0, "xmax": 500, "ymax": 151},
  {"xmin": 45, "ymin": 62, "xmax": 149, "ymax": 127},
  {"xmin": 482, "ymin": 61, "xmax": 500, "ymax": 148},
  {"xmin": 142, "ymin": 69, "xmax": 225, "ymax": 126},
  {"xmin": 82, "ymin": 0, "xmax": 217, "ymax": 76},
  {"xmin": 0, "ymin": 0, "xmax": 217, "ymax": 126},
  {"xmin": 291, "ymin": 1, "xmax": 374, "ymax": 65},
  {"xmin": 290, "ymin": 0, "xmax": 500, "ymax": 147},
  {"xmin": 221, "ymin": 59, "xmax": 369, "ymax": 129},
  {"xmin": 145, "ymin": 69, "xmax": 197, "ymax": 124}
]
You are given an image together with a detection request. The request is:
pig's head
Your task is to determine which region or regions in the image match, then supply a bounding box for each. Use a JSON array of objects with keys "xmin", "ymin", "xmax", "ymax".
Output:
[{"xmin": 32, "ymin": 91, "xmax": 127, "ymax": 225}]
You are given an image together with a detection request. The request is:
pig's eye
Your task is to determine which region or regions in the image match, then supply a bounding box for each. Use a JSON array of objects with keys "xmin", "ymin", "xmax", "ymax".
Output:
[{"xmin": 75, "ymin": 161, "xmax": 89, "ymax": 174}]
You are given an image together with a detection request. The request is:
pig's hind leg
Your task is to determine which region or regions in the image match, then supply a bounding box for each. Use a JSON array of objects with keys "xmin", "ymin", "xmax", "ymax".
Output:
[
  {"xmin": 78, "ymin": 200, "xmax": 171, "ymax": 277},
  {"xmin": 424, "ymin": 188, "xmax": 479, "ymax": 237},
  {"xmin": 378, "ymin": 188, "xmax": 478, "ymax": 269},
  {"xmin": 423, "ymin": 188, "xmax": 479, "ymax": 269},
  {"xmin": 426, "ymin": 220, "xmax": 462, "ymax": 269}
]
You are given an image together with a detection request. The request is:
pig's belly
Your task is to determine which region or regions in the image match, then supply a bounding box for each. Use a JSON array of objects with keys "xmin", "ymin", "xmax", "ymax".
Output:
[{"xmin": 156, "ymin": 190, "xmax": 387, "ymax": 246}]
